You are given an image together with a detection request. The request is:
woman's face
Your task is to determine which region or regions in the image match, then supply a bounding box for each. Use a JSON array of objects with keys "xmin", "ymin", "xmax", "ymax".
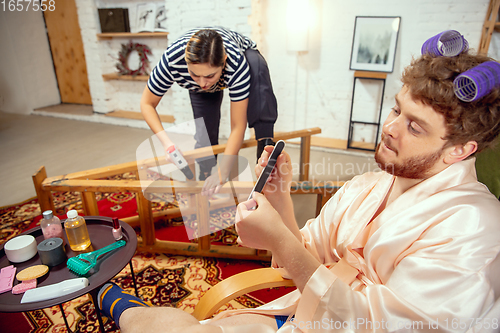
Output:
[{"xmin": 186, "ymin": 63, "xmax": 224, "ymax": 90}]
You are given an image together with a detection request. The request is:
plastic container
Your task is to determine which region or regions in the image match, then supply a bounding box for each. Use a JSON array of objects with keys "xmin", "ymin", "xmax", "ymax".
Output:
[
  {"xmin": 41, "ymin": 210, "xmax": 65, "ymax": 245},
  {"xmin": 421, "ymin": 30, "xmax": 468, "ymax": 57},
  {"xmin": 64, "ymin": 210, "xmax": 91, "ymax": 251},
  {"xmin": 453, "ymin": 61, "xmax": 500, "ymax": 102},
  {"xmin": 4, "ymin": 235, "xmax": 37, "ymax": 263}
]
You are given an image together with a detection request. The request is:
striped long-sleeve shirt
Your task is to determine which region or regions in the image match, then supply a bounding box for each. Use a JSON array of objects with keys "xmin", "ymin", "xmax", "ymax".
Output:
[{"xmin": 147, "ymin": 27, "xmax": 257, "ymax": 102}]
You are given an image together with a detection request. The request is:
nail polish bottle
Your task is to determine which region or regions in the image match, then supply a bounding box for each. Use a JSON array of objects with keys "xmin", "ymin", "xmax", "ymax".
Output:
[
  {"xmin": 41, "ymin": 210, "xmax": 65, "ymax": 245},
  {"xmin": 112, "ymin": 217, "xmax": 123, "ymax": 241}
]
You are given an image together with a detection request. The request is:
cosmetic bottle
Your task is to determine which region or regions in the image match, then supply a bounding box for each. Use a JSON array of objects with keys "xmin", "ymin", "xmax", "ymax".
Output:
[
  {"xmin": 112, "ymin": 217, "xmax": 123, "ymax": 240},
  {"xmin": 64, "ymin": 210, "xmax": 91, "ymax": 251},
  {"xmin": 41, "ymin": 210, "xmax": 65, "ymax": 245}
]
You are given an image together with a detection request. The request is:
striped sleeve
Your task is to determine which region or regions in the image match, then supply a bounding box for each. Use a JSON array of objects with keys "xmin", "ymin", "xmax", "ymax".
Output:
[
  {"xmin": 147, "ymin": 51, "xmax": 175, "ymax": 97},
  {"xmin": 147, "ymin": 27, "xmax": 257, "ymax": 99},
  {"xmin": 227, "ymin": 54, "xmax": 251, "ymax": 101}
]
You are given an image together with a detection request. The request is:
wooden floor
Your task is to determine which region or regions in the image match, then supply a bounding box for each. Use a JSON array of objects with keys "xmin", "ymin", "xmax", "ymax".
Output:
[
  {"xmin": 0, "ymin": 111, "xmax": 153, "ymax": 207},
  {"xmin": 34, "ymin": 103, "xmax": 94, "ymax": 116}
]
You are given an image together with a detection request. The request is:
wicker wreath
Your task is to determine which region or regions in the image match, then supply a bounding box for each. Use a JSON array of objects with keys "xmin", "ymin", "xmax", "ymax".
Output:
[{"xmin": 116, "ymin": 41, "xmax": 152, "ymax": 76}]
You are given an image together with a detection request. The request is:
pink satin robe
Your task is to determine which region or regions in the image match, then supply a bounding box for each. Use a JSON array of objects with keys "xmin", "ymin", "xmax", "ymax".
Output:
[{"xmin": 212, "ymin": 159, "xmax": 500, "ymax": 332}]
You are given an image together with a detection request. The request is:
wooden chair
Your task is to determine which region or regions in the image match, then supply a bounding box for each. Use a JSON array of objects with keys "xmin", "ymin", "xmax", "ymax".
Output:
[
  {"xmin": 192, "ymin": 257, "xmax": 359, "ymax": 320},
  {"xmin": 192, "ymin": 258, "xmax": 500, "ymax": 328},
  {"xmin": 191, "ymin": 267, "xmax": 294, "ymax": 320}
]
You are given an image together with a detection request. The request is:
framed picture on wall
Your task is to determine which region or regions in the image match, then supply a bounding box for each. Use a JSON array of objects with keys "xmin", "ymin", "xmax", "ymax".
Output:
[
  {"xmin": 136, "ymin": 3, "xmax": 156, "ymax": 32},
  {"xmin": 136, "ymin": 3, "xmax": 167, "ymax": 32},
  {"xmin": 349, "ymin": 16, "xmax": 401, "ymax": 73},
  {"xmin": 154, "ymin": 3, "xmax": 167, "ymax": 32}
]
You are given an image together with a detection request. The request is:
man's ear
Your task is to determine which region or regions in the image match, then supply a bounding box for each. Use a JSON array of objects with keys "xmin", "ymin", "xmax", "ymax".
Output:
[{"xmin": 443, "ymin": 141, "xmax": 478, "ymax": 164}]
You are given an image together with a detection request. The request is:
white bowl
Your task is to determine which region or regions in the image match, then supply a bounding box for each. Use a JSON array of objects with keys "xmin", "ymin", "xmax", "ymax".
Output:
[{"xmin": 4, "ymin": 235, "xmax": 37, "ymax": 263}]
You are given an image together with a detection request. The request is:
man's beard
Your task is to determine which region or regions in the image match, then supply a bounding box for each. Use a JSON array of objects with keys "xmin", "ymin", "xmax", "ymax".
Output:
[{"xmin": 374, "ymin": 140, "xmax": 444, "ymax": 180}]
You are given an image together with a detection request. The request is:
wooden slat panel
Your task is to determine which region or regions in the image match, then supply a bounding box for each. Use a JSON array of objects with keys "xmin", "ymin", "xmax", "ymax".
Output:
[
  {"xmin": 354, "ymin": 71, "xmax": 387, "ymax": 79},
  {"xmin": 136, "ymin": 128, "xmax": 322, "ymax": 165},
  {"xmin": 45, "ymin": 161, "xmax": 139, "ymax": 183},
  {"xmin": 81, "ymin": 191, "xmax": 99, "ymax": 216},
  {"xmin": 42, "ymin": 179, "xmax": 255, "ymax": 194},
  {"xmin": 106, "ymin": 110, "xmax": 175, "ymax": 123},
  {"xmin": 43, "ymin": 179, "xmax": 143, "ymax": 192},
  {"xmin": 32, "ymin": 166, "xmax": 55, "ymax": 213},
  {"xmin": 43, "ymin": 127, "xmax": 322, "ymax": 181},
  {"xmin": 44, "ymin": 0, "xmax": 92, "ymax": 104},
  {"xmin": 128, "ymin": 196, "xmax": 241, "ymax": 225},
  {"xmin": 97, "ymin": 32, "xmax": 169, "ymax": 39},
  {"xmin": 287, "ymin": 136, "xmax": 347, "ymax": 150},
  {"xmin": 283, "ymin": 137, "xmax": 375, "ymax": 151},
  {"xmin": 136, "ymin": 191, "xmax": 155, "ymax": 246},
  {"xmin": 299, "ymin": 136, "xmax": 311, "ymax": 181},
  {"xmin": 143, "ymin": 180, "xmax": 254, "ymax": 194},
  {"xmin": 102, "ymin": 73, "xmax": 149, "ymax": 81},
  {"xmin": 315, "ymin": 193, "xmax": 324, "ymax": 216},
  {"xmin": 478, "ymin": 0, "xmax": 500, "ymax": 55},
  {"xmin": 196, "ymin": 194, "xmax": 211, "ymax": 251},
  {"xmin": 136, "ymin": 239, "xmax": 271, "ymax": 260}
]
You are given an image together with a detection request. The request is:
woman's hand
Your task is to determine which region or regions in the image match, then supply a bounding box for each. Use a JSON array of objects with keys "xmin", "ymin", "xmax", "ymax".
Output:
[
  {"xmin": 201, "ymin": 173, "xmax": 223, "ymax": 197},
  {"xmin": 201, "ymin": 155, "xmax": 238, "ymax": 197},
  {"xmin": 163, "ymin": 144, "xmax": 180, "ymax": 164}
]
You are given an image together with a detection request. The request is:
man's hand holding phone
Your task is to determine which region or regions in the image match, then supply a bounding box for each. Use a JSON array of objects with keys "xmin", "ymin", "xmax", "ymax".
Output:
[
  {"xmin": 236, "ymin": 141, "xmax": 300, "ymax": 251},
  {"xmin": 251, "ymin": 141, "xmax": 292, "ymax": 209}
]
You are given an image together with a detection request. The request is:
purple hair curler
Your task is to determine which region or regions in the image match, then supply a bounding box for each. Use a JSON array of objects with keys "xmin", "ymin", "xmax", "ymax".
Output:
[
  {"xmin": 421, "ymin": 30, "xmax": 468, "ymax": 57},
  {"xmin": 453, "ymin": 61, "xmax": 500, "ymax": 102}
]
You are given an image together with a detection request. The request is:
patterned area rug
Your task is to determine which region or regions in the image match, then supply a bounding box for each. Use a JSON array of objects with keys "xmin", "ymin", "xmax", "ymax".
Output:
[
  {"xmin": 1, "ymin": 253, "xmax": 278, "ymax": 333},
  {"xmin": 0, "ymin": 174, "xmax": 295, "ymax": 332}
]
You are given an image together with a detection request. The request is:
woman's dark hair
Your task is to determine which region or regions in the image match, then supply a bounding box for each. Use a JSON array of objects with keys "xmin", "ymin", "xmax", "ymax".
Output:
[
  {"xmin": 401, "ymin": 51, "xmax": 500, "ymax": 154},
  {"xmin": 185, "ymin": 29, "xmax": 225, "ymax": 67}
]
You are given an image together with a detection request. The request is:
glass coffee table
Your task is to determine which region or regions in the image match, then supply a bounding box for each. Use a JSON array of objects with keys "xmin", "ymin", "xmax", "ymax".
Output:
[{"xmin": 0, "ymin": 216, "xmax": 138, "ymax": 333}]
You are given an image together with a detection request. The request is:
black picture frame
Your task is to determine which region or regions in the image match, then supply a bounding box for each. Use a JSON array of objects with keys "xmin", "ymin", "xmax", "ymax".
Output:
[
  {"xmin": 349, "ymin": 16, "xmax": 401, "ymax": 73},
  {"xmin": 98, "ymin": 8, "xmax": 130, "ymax": 33}
]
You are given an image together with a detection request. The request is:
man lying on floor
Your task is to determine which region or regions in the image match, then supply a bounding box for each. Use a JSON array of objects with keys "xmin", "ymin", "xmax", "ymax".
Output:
[{"xmin": 97, "ymin": 32, "xmax": 500, "ymax": 333}]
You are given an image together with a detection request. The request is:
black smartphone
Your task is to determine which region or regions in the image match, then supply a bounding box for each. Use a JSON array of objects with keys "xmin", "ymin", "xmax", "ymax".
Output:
[{"xmin": 247, "ymin": 140, "xmax": 285, "ymax": 201}]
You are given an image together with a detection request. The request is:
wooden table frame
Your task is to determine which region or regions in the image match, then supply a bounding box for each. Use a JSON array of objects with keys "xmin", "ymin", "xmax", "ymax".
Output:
[{"xmin": 32, "ymin": 128, "xmax": 339, "ymax": 261}]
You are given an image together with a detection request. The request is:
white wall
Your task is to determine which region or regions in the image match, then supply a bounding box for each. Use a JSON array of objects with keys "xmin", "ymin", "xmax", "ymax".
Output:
[
  {"xmin": 15, "ymin": 0, "xmax": 492, "ymax": 143},
  {"xmin": 0, "ymin": 9, "xmax": 60, "ymax": 115},
  {"xmin": 78, "ymin": 0, "xmax": 255, "ymax": 135},
  {"xmin": 260, "ymin": 0, "xmax": 491, "ymax": 142}
]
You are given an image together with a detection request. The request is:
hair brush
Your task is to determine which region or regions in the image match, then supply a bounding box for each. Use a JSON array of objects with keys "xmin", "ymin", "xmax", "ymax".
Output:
[{"xmin": 67, "ymin": 240, "xmax": 126, "ymax": 275}]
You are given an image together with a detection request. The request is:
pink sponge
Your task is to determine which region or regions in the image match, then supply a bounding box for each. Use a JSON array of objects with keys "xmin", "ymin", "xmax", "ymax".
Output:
[
  {"xmin": 12, "ymin": 279, "xmax": 37, "ymax": 294},
  {"xmin": 0, "ymin": 265, "xmax": 16, "ymax": 294}
]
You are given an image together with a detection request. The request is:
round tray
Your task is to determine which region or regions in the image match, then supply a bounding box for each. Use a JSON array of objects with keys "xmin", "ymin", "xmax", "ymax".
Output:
[{"xmin": 0, "ymin": 216, "xmax": 137, "ymax": 312}]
